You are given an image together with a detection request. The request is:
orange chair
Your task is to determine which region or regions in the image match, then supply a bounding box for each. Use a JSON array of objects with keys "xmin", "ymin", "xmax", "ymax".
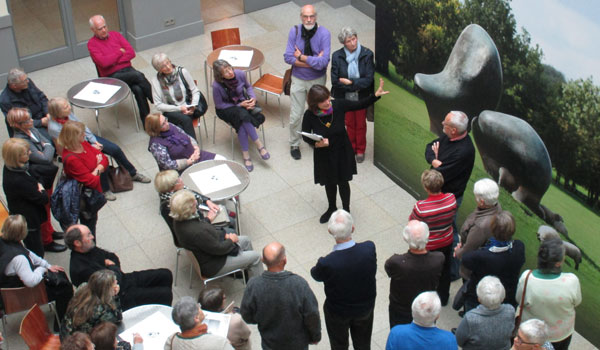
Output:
[
  {"xmin": 20, "ymin": 304, "xmax": 61, "ymax": 350},
  {"xmin": 185, "ymin": 249, "xmax": 246, "ymax": 288},
  {"xmin": 210, "ymin": 28, "xmax": 241, "ymax": 50},
  {"xmin": 0, "ymin": 199, "xmax": 8, "ymax": 229},
  {"xmin": 1, "ymin": 283, "xmax": 60, "ymax": 349},
  {"xmin": 252, "ymin": 74, "xmax": 285, "ymax": 127}
]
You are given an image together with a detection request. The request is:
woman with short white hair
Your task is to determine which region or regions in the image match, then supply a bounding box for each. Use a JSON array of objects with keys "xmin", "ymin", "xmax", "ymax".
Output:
[
  {"xmin": 455, "ymin": 276, "xmax": 515, "ymax": 350},
  {"xmin": 513, "ymin": 319, "xmax": 554, "ymax": 350}
]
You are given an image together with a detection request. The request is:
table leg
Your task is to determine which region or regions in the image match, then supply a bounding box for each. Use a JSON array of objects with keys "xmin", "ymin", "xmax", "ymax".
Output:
[
  {"xmin": 204, "ymin": 60, "xmax": 210, "ymax": 103},
  {"xmin": 95, "ymin": 109, "xmax": 102, "ymax": 137},
  {"xmin": 232, "ymin": 195, "xmax": 241, "ymax": 235},
  {"xmin": 130, "ymin": 89, "xmax": 140, "ymax": 132}
]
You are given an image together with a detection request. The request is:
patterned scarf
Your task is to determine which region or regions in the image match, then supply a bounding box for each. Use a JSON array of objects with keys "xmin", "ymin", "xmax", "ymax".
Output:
[
  {"xmin": 486, "ymin": 238, "xmax": 513, "ymax": 253},
  {"xmin": 301, "ymin": 23, "xmax": 318, "ymax": 56},
  {"xmin": 222, "ymin": 75, "xmax": 241, "ymax": 104},
  {"xmin": 158, "ymin": 66, "xmax": 184, "ymax": 105},
  {"xmin": 344, "ymin": 41, "xmax": 362, "ymax": 79},
  {"xmin": 316, "ymin": 105, "xmax": 333, "ymax": 117}
]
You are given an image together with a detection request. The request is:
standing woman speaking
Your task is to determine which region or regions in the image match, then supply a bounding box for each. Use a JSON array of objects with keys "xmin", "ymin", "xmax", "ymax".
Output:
[
  {"xmin": 330, "ymin": 27, "xmax": 375, "ymax": 163},
  {"xmin": 302, "ymin": 78, "xmax": 388, "ymax": 224}
]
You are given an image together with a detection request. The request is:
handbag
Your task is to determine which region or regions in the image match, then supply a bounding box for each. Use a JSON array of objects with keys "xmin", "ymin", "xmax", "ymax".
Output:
[
  {"xmin": 513, "ymin": 269, "xmax": 533, "ymax": 337},
  {"xmin": 452, "ymin": 279, "xmax": 469, "ymax": 311},
  {"xmin": 283, "ymin": 25, "xmax": 299, "ymax": 96},
  {"xmin": 178, "ymin": 66, "xmax": 209, "ymax": 116},
  {"xmin": 366, "ymin": 104, "xmax": 375, "ymax": 122},
  {"xmin": 43, "ymin": 270, "xmax": 71, "ymax": 288},
  {"xmin": 80, "ymin": 186, "xmax": 107, "ymax": 220},
  {"xmin": 108, "ymin": 165, "xmax": 133, "ymax": 193}
]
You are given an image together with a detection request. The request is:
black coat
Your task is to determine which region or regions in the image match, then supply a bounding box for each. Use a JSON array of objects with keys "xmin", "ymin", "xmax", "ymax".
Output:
[
  {"xmin": 2, "ymin": 165, "xmax": 48, "ymax": 230},
  {"xmin": 330, "ymin": 46, "xmax": 375, "ymax": 100},
  {"xmin": 301, "ymin": 96, "xmax": 378, "ymax": 185}
]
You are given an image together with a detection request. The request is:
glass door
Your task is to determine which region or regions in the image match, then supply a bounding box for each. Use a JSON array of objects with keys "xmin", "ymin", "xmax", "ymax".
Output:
[{"xmin": 7, "ymin": 0, "xmax": 125, "ymax": 72}]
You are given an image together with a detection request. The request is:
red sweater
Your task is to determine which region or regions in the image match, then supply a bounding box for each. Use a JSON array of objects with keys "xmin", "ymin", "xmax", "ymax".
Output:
[
  {"xmin": 62, "ymin": 142, "xmax": 108, "ymax": 192},
  {"xmin": 87, "ymin": 31, "xmax": 135, "ymax": 77},
  {"xmin": 409, "ymin": 193, "xmax": 457, "ymax": 250}
]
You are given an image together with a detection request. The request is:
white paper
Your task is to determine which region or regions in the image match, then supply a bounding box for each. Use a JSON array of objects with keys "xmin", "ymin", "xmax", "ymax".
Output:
[
  {"xmin": 73, "ymin": 82, "xmax": 121, "ymax": 104},
  {"xmin": 298, "ymin": 131, "xmax": 323, "ymax": 141},
  {"xmin": 218, "ymin": 49, "xmax": 254, "ymax": 68},
  {"xmin": 118, "ymin": 311, "xmax": 179, "ymax": 350},
  {"xmin": 202, "ymin": 310, "xmax": 231, "ymax": 339},
  {"xmin": 189, "ymin": 163, "xmax": 242, "ymax": 195}
]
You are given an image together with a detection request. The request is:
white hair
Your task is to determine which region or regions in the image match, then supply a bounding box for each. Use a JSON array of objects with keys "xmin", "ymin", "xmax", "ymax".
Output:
[
  {"xmin": 476, "ymin": 276, "xmax": 505, "ymax": 310},
  {"xmin": 89, "ymin": 15, "xmax": 105, "ymax": 28},
  {"xmin": 7, "ymin": 68, "xmax": 26, "ymax": 85},
  {"xmin": 402, "ymin": 221, "xmax": 429, "ymax": 250},
  {"xmin": 519, "ymin": 319, "xmax": 549, "ymax": 345},
  {"xmin": 328, "ymin": 209, "xmax": 353, "ymax": 241},
  {"xmin": 447, "ymin": 111, "xmax": 469, "ymax": 133},
  {"xmin": 338, "ymin": 27, "xmax": 357, "ymax": 44},
  {"xmin": 411, "ymin": 291, "xmax": 441, "ymax": 327},
  {"xmin": 473, "ymin": 178, "xmax": 499, "ymax": 207},
  {"xmin": 151, "ymin": 52, "xmax": 171, "ymax": 71}
]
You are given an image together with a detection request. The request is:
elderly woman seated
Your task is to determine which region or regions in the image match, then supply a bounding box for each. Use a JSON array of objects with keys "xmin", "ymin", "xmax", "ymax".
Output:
[
  {"xmin": 166, "ymin": 296, "xmax": 233, "ymax": 349},
  {"xmin": 199, "ymin": 287, "xmax": 251, "ymax": 350},
  {"xmin": 150, "ymin": 52, "xmax": 207, "ymax": 139},
  {"xmin": 170, "ymin": 189, "xmax": 262, "ymax": 280},
  {"xmin": 145, "ymin": 113, "xmax": 222, "ymax": 172},
  {"xmin": 455, "ymin": 276, "xmax": 515, "ymax": 350},
  {"xmin": 512, "ymin": 319, "xmax": 555, "ymax": 350}
]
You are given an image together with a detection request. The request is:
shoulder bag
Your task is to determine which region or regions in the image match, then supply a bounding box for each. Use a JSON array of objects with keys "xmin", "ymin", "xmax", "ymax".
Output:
[
  {"xmin": 513, "ymin": 269, "xmax": 533, "ymax": 337},
  {"xmin": 108, "ymin": 164, "xmax": 133, "ymax": 193},
  {"xmin": 283, "ymin": 25, "xmax": 299, "ymax": 96}
]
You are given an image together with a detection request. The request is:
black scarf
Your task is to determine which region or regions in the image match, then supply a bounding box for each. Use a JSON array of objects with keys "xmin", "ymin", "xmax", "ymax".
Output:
[
  {"xmin": 222, "ymin": 75, "xmax": 241, "ymax": 104},
  {"xmin": 301, "ymin": 23, "xmax": 318, "ymax": 56}
]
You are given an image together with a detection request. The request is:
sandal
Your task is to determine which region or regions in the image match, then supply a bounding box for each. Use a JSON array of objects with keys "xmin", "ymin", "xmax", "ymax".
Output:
[
  {"xmin": 243, "ymin": 157, "xmax": 254, "ymax": 172},
  {"xmin": 258, "ymin": 146, "xmax": 270, "ymax": 160}
]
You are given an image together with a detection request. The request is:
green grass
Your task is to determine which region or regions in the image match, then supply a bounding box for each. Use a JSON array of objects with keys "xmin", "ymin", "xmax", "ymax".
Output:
[{"xmin": 373, "ymin": 71, "xmax": 600, "ymax": 347}]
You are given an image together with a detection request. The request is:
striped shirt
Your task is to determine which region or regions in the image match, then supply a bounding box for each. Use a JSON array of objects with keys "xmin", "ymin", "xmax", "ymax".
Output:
[{"xmin": 409, "ymin": 193, "xmax": 457, "ymax": 250}]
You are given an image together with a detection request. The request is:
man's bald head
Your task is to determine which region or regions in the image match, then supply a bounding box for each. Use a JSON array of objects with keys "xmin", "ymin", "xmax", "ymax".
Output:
[
  {"xmin": 262, "ymin": 242, "xmax": 286, "ymax": 271},
  {"xmin": 300, "ymin": 5, "xmax": 317, "ymax": 29},
  {"xmin": 89, "ymin": 15, "xmax": 108, "ymax": 39}
]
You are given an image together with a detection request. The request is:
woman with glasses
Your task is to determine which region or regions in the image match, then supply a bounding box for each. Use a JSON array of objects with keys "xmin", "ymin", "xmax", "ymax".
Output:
[
  {"xmin": 6, "ymin": 107, "xmax": 64, "ymax": 252},
  {"xmin": 145, "ymin": 113, "xmax": 221, "ymax": 172}
]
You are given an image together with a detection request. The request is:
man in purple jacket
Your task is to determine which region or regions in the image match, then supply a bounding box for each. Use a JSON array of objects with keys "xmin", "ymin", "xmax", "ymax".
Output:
[{"xmin": 284, "ymin": 4, "xmax": 331, "ymax": 160}]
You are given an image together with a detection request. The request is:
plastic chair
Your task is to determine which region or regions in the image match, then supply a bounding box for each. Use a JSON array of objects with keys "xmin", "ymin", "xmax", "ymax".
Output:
[
  {"xmin": 252, "ymin": 74, "xmax": 285, "ymax": 127},
  {"xmin": 212, "ymin": 117, "xmax": 266, "ymax": 159},
  {"xmin": 19, "ymin": 304, "xmax": 61, "ymax": 350},
  {"xmin": 210, "ymin": 28, "xmax": 241, "ymax": 50},
  {"xmin": 184, "ymin": 249, "xmax": 246, "ymax": 288},
  {"xmin": 1, "ymin": 283, "xmax": 60, "ymax": 349}
]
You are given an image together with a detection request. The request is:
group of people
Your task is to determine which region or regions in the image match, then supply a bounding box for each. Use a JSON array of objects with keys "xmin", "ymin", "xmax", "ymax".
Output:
[{"xmin": 0, "ymin": 4, "xmax": 583, "ymax": 350}]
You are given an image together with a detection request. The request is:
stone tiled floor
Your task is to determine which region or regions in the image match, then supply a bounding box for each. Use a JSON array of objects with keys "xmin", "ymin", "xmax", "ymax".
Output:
[{"xmin": 0, "ymin": 2, "xmax": 595, "ymax": 349}]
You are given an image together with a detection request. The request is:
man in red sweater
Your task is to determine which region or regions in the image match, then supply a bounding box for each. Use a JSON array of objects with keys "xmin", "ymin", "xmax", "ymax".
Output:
[
  {"xmin": 88, "ymin": 15, "xmax": 153, "ymax": 124},
  {"xmin": 409, "ymin": 169, "xmax": 457, "ymax": 305}
]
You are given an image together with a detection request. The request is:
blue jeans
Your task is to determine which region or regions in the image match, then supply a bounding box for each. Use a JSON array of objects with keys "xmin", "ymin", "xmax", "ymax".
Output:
[{"xmin": 96, "ymin": 136, "xmax": 137, "ymax": 176}]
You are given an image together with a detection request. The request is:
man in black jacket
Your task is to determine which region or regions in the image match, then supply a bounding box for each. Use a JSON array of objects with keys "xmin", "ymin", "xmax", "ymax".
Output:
[{"xmin": 64, "ymin": 224, "xmax": 173, "ymax": 310}]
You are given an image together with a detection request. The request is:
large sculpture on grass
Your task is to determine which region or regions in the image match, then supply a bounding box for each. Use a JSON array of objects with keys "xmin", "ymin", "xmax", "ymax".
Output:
[
  {"xmin": 414, "ymin": 24, "xmax": 503, "ymax": 137},
  {"xmin": 414, "ymin": 24, "xmax": 568, "ymax": 235}
]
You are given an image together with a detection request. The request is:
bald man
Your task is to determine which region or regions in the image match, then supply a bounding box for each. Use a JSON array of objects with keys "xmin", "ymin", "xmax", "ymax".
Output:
[
  {"xmin": 241, "ymin": 242, "xmax": 321, "ymax": 350},
  {"xmin": 284, "ymin": 4, "xmax": 331, "ymax": 160},
  {"xmin": 87, "ymin": 15, "xmax": 153, "ymax": 125}
]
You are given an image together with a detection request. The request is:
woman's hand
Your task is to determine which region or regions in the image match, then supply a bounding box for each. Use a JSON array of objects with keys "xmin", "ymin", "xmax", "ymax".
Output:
[
  {"xmin": 206, "ymin": 200, "xmax": 220, "ymax": 212},
  {"xmin": 374, "ymin": 78, "xmax": 390, "ymax": 97},
  {"xmin": 315, "ymin": 138, "xmax": 329, "ymax": 148},
  {"xmin": 37, "ymin": 183, "xmax": 45, "ymax": 192},
  {"xmin": 339, "ymin": 78, "xmax": 353, "ymax": 85},
  {"xmin": 225, "ymin": 233, "xmax": 239, "ymax": 243},
  {"xmin": 206, "ymin": 208, "xmax": 218, "ymax": 222},
  {"xmin": 133, "ymin": 333, "xmax": 143, "ymax": 344},
  {"xmin": 96, "ymin": 153, "xmax": 103, "ymax": 165},
  {"xmin": 92, "ymin": 142, "xmax": 103, "ymax": 151},
  {"xmin": 48, "ymin": 265, "xmax": 64, "ymax": 273}
]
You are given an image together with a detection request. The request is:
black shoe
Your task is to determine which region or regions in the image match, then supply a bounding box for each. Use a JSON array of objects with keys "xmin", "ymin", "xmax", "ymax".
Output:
[
  {"xmin": 458, "ymin": 310, "xmax": 465, "ymax": 318},
  {"xmin": 52, "ymin": 231, "xmax": 64, "ymax": 240},
  {"xmin": 319, "ymin": 208, "xmax": 336, "ymax": 224},
  {"xmin": 44, "ymin": 241, "xmax": 67, "ymax": 253},
  {"xmin": 290, "ymin": 146, "xmax": 301, "ymax": 160},
  {"xmin": 451, "ymin": 328, "xmax": 457, "ymax": 334}
]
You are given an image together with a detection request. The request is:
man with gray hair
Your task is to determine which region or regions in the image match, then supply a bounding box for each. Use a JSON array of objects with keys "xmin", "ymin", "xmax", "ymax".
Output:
[
  {"xmin": 166, "ymin": 296, "xmax": 233, "ymax": 349},
  {"xmin": 512, "ymin": 319, "xmax": 555, "ymax": 350},
  {"xmin": 0, "ymin": 68, "xmax": 52, "ymax": 138},
  {"xmin": 88, "ymin": 15, "xmax": 153, "ymax": 125},
  {"xmin": 386, "ymin": 291, "xmax": 457, "ymax": 349},
  {"xmin": 385, "ymin": 220, "xmax": 444, "ymax": 327},
  {"xmin": 311, "ymin": 209, "xmax": 376, "ymax": 349},
  {"xmin": 455, "ymin": 178, "xmax": 502, "ymax": 275},
  {"xmin": 284, "ymin": 4, "xmax": 331, "ymax": 160}
]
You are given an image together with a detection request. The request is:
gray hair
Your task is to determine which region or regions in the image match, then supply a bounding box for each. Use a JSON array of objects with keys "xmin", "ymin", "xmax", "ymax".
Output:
[
  {"xmin": 411, "ymin": 291, "xmax": 441, "ymax": 327},
  {"xmin": 476, "ymin": 276, "xmax": 505, "ymax": 310},
  {"xmin": 519, "ymin": 319, "xmax": 549, "ymax": 345},
  {"xmin": 151, "ymin": 52, "xmax": 171, "ymax": 72},
  {"xmin": 172, "ymin": 296, "xmax": 200, "ymax": 332},
  {"xmin": 89, "ymin": 15, "xmax": 105, "ymax": 28},
  {"xmin": 473, "ymin": 178, "xmax": 499, "ymax": 207},
  {"xmin": 7, "ymin": 68, "xmax": 26, "ymax": 85},
  {"xmin": 338, "ymin": 26, "xmax": 357, "ymax": 44},
  {"xmin": 402, "ymin": 221, "xmax": 429, "ymax": 250},
  {"xmin": 447, "ymin": 111, "xmax": 469, "ymax": 134},
  {"xmin": 328, "ymin": 209, "xmax": 353, "ymax": 241}
]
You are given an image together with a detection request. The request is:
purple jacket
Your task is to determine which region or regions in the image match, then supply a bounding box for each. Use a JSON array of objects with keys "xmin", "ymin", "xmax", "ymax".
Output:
[
  {"xmin": 212, "ymin": 70, "xmax": 255, "ymax": 110},
  {"xmin": 284, "ymin": 25, "xmax": 331, "ymax": 81}
]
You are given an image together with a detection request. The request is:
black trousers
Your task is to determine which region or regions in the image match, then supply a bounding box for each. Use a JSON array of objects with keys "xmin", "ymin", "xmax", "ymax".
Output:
[
  {"xmin": 45, "ymin": 279, "xmax": 74, "ymax": 321},
  {"xmin": 552, "ymin": 335, "xmax": 572, "ymax": 350},
  {"xmin": 120, "ymin": 268, "xmax": 173, "ymax": 310},
  {"xmin": 24, "ymin": 228, "xmax": 44, "ymax": 258},
  {"xmin": 324, "ymin": 305, "xmax": 374, "ymax": 350},
  {"xmin": 109, "ymin": 67, "xmax": 152, "ymax": 124},
  {"xmin": 164, "ymin": 111, "xmax": 197, "ymax": 139},
  {"xmin": 431, "ymin": 244, "xmax": 452, "ymax": 305},
  {"xmin": 388, "ymin": 305, "xmax": 412, "ymax": 329}
]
